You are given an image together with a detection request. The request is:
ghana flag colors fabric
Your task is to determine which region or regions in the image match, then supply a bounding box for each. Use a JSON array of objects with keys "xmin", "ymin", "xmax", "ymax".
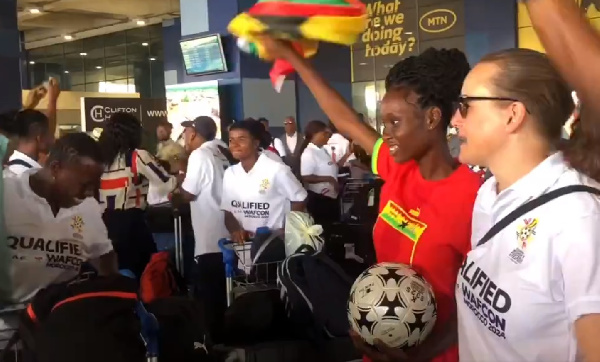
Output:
[{"xmin": 229, "ymin": 0, "xmax": 367, "ymax": 91}]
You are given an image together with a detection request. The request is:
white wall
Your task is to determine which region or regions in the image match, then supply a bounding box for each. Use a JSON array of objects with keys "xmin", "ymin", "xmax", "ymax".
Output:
[{"xmin": 242, "ymin": 78, "xmax": 296, "ymax": 127}]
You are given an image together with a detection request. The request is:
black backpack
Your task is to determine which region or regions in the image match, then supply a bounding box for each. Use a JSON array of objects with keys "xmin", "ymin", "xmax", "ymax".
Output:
[
  {"xmin": 146, "ymin": 297, "xmax": 214, "ymax": 362},
  {"xmin": 6, "ymin": 275, "xmax": 146, "ymax": 362},
  {"xmin": 277, "ymin": 246, "xmax": 353, "ymax": 344}
]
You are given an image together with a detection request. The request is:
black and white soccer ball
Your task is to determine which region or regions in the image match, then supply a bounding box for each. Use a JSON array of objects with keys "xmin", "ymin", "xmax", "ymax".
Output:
[{"xmin": 347, "ymin": 262, "xmax": 437, "ymax": 349}]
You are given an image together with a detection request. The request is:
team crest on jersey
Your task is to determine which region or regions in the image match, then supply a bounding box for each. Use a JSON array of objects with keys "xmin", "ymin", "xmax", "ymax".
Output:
[
  {"xmin": 71, "ymin": 215, "xmax": 85, "ymax": 238},
  {"xmin": 259, "ymin": 179, "xmax": 270, "ymax": 194},
  {"xmin": 509, "ymin": 218, "xmax": 538, "ymax": 264}
]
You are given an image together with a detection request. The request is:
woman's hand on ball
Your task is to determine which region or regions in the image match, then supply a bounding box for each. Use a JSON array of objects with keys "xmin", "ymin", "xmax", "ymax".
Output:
[{"xmin": 349, "ymin": 330, "xmax": 410, "ymax": 362}]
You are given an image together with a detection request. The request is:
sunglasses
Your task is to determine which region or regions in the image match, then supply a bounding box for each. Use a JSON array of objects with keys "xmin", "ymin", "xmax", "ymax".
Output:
[{"xmin": 453, "ymin": 96, "xmax": 529, "ymax": 118}]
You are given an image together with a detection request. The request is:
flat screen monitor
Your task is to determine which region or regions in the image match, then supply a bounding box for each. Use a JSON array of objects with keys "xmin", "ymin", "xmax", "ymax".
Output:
[{"xmin": 180, "ymin": 34, "xmax": 228, "ymax": 76}]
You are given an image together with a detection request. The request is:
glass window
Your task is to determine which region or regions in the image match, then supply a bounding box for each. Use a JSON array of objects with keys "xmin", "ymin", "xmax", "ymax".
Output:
[
  {"xmin": 84, "ymin": 56, "xmax": 105, "ymax": 84},
  {"xmin": 126, "ymin": 26, "xmax": 150, "ymax": 45},
  {"xmin": 26, "ymin": 24, "xmax": 164, "ymax": 97},
  {"xmin": 85, "ymin": 82, "xmax": 101, "ymax": 92},
  {"xmin": 105, "ymin": 55, "xmax": 128, "ymax": 80},
  {"xmin": 105, "ymin": 32, "xmax": 127, "ymax": 58},
  {"xmin": 63, "ymin": 39, "xmax": 84, "ymax": 55},
  {"xmin": 64, "ymin": 54, "xmax": 85, "ymax": 85},
  {"xmin": 83, "ymin": 36, "xmax": 105, "ymax": 60},
  {"xmin": 148, "ymin": 24, "xmax": 162, "ymax": 40}
]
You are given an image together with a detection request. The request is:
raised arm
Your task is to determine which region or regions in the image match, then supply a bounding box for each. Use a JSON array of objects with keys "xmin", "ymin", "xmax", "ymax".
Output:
[
  {"xmin": 525, "ymin": 0, "xmax": 600, "ymax": 110},
  {"xmin": 258, "ymin": 35, "xmax": 380, "ymax": 153}
]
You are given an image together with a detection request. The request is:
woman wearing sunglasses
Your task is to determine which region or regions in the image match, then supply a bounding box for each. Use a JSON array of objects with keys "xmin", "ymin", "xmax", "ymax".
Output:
[
  {"xmin": 257, "ymin": 36, "xmax": 482, "ymax": 362},
  {"xmin": 452, "ymin": 1, "xmax": 600, "ymax": 361}
]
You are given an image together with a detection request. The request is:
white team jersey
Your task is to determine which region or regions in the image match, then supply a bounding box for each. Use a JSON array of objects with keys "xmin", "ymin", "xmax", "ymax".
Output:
[
  {"xmin": 301, "ymin": 143, "xmax": 339, "ymax": 199},
  {"xmin": 324, "ymin": 133, "xmax": 351, "ymax": 166},
  {"xmin": 203, "ymin": 139, "xmax": 232, "ymax": 171},
  {"xmin": 457, "ymin": 152, "xmax": 600, "ymax": 362},
  {"xmin": 99, "ymin": 149, "xmax": 176, "ymax": 211},
  {"xmin": 4, "ymin": 151, "xmax": 41, "ymax": 177},
  {"xmin": 262, "ymin": 149, "xmax": 284, "ymax": 164},
  {"xmin": 221, "ymin": 153, "xmax": 307, "ymax": 232},
  {"xmin": 181, "ymin": 143, "xmax": 229, "ymax": 255}
]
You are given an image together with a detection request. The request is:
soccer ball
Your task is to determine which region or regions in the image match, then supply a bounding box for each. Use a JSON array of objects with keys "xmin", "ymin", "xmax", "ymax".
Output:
[{"xmin": 347, "ymin": 263, "xmax": 437, "ymax": 349}]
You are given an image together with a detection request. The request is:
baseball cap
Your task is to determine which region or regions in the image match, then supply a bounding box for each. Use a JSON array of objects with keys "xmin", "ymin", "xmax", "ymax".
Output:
[{"xmin": 181, "ymin": 116, "xmax": 217, "ymax": 141}]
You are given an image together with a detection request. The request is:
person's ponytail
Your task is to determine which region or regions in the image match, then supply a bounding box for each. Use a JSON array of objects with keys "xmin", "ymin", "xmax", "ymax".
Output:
[
  {"xmin": 298, "ymin": 120, "xmax": 328, "ymax": 171},
  {"xmin": 564, "ymin": 105, "xmax": 600, "ymax": 182}
]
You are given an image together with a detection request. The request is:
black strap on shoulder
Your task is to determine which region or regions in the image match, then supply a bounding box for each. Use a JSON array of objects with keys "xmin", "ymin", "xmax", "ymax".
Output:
[
  {"xmin": 477, "ymin": 185, "xmax": 600, "ymax": 247},
  {"xmin": 6, "ymin": 159, "xmax": 33, "ymax": 168}
]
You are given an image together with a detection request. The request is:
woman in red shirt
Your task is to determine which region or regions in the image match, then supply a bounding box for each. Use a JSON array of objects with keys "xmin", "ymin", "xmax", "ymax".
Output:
[{"xmin": 258, "ymin": 36, "xmax": 482, "ymax": 362}]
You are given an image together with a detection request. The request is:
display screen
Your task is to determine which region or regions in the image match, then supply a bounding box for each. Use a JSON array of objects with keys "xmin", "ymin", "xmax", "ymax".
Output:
[{"xmin": 180, "ymin": 35, "xmax": 227, "ymax": 75}]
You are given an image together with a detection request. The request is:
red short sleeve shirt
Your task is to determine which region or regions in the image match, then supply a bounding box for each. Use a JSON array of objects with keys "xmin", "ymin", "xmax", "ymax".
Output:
[{"xmin": 369, "ymin": 139, "xmax": 481, "ymax": 362}]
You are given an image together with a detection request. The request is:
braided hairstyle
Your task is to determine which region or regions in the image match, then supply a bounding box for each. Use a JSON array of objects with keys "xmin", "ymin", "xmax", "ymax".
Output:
[
  {"xmin": 47, "ymin": 132, "xmax": 103, "ymax": 166},
  {"xmin": 385, "ymin": 47, "xmax": 470, "ymax": 130},
  {"xmin": 97, "ymin": 112, "xmax": 142, "ymax": 166}
]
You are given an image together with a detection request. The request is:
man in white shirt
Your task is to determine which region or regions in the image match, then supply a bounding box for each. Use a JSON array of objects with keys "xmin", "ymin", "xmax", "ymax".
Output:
[
  {"xmin": 171, "ymin": 116, "xmax": 229, "ymax": 342},
  {"xmin": 258, "ymin": 117, "xmax": 286, "ymax": 156},
  {"xmin": 324, "ymin": 121, "xmax": 355, "ymax": 172},
  {"xmin": 279, "ymin": 116, "xmax": 303, "ymax": 177},
  {"xmin": 0, "ymin": 133, "xmax": 117, "ymax": 349},
  {"xmin": 4, "ymin": 110, "xmax": 54, "ymax": 177}
]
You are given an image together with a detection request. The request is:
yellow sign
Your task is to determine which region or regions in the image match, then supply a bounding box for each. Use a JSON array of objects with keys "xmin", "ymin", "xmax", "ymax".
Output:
[
  {"xmin": 360, "ymin": 0, "xmax": 416, "ymax": 58},
  {"xmin": 519, "ymin": 1, "xmax": 600, "ymax": 52},
  {"xmin": 419, "ymin": 9, "xmax": 457, "ymax": 34}
]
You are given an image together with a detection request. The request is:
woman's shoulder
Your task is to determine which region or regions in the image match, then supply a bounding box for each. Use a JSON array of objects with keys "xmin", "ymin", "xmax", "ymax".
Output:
[{"xmin": 551, "ymin": 169, "xmax": 600, "ymax": 217}]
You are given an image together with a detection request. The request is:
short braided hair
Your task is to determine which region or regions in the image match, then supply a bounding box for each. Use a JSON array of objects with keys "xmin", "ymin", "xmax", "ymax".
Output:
[
  {"xmin": 385, "ymin": 47, "xmax": 470, "ymax": 128},
  {"xmin": 46, "ymin": 132, "xmax": 103, "ymax": 165}
]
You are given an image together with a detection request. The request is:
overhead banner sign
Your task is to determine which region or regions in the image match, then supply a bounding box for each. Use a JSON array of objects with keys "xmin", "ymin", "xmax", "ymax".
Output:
[
  {"xmin": 80, "ymin": 97, "xmax": 168, "ymax": 133},
  {"xmin": 352, "ymin": 0, "xmax": 465, "ymax": 83},
  {"xmin": 80, "ymin": 97, "xmax": 168, "ymax": 150}
]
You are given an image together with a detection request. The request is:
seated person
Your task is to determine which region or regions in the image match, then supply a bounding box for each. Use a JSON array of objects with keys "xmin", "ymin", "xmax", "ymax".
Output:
[
  {"xmin": 0, "ymin": 133, "xmax": 117, "ymax": 349},
  {"xmin": 221, "ymin": 120, "xmax": 307, "ymax": 243}
]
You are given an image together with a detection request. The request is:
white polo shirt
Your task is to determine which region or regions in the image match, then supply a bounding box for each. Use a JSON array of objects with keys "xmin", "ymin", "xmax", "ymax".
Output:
[
  {"xmin": 203, "ymin": 139, "xmax": 232, "ymax": 171},
  {"xmin": 301, "ymin": 143, "xmax": 339, "ymax": 199},
  {"xmin": 4, "ymin": 151, "xmax": 41, "ymax": 177},
  {"xmin": 272, "ymin": 138, "xmax": 286, "ymax": 157},
  {"xmin": 262, "ymin": 149, "xmax": 285, "ymax": 164},
  {"xmin": 221, "ymin": 153, "xmax": 307, "ymax": 232},
  {"xmin": 456, "ymin": 152, "xmax": 600, "ymax": 362},
  {"xmin": 181, "ymin": 142, "xmax": 229, "ymax": 255}
]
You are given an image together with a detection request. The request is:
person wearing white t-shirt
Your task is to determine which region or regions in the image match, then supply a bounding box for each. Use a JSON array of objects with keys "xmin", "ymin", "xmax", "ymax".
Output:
[
  {"xmin": 221, "ymin": 120, "xmax": 307, "ymax": 243},
  {"xmin": 300, "ymin": 120, "xmax": 352, "ymax": 225},
  {"xmin": 0, "ymin": 133, "xmax": 117, "ymax": 351},
  {"xmin": 324, "ymin": 121, "xmax": 356, "ymax": 173},
  {"xmin": 259, "ymin": 117, "xmax": 286, "ymax": 157},
  {"xmin": 452, "ymin": 45, "xmax": 600, "ymax": 361},
  {"xmin": 3, "ymin": 110, "xmax": 54, "ymax": 177},
  {"xmin": 171, "ymin": 116, "xmax": 229, "ymax": 342}
]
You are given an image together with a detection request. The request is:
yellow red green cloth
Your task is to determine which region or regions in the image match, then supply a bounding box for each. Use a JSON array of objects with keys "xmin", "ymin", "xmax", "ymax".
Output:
[{"xmin": 229, "ymin": 0, "xmax": 367, "ymax": 91}]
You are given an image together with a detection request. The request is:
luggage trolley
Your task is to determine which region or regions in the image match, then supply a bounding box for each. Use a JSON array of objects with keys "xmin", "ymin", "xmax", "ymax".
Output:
[
  {"xmin": 218, "ymin": 229, "xmax": 285, "ymax": 307},
  {"xmin": 339, "ymin": 178, "xmax": 371, "ymax": 218}
]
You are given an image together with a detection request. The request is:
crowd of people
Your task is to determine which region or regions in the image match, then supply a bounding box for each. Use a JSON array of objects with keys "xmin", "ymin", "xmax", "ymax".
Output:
[{"xmin": 0, "ymin": 0, "xmax": 600, "ymax": 361}]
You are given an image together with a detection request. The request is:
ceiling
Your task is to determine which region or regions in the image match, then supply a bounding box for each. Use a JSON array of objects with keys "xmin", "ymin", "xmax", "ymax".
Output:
[{"xmin": 18, "ymin": 0, "xmax": 180, "ymax": 49}]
